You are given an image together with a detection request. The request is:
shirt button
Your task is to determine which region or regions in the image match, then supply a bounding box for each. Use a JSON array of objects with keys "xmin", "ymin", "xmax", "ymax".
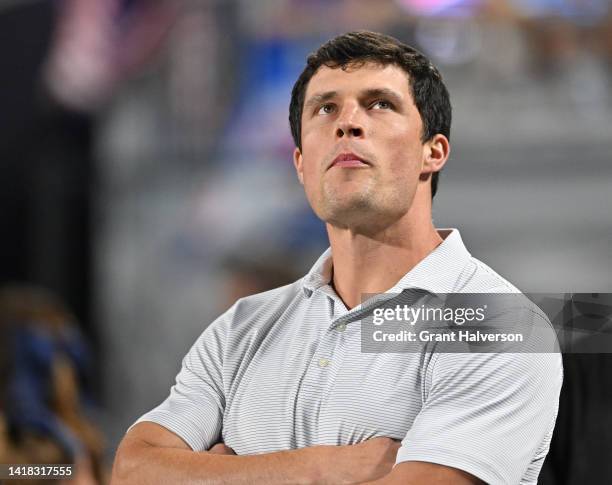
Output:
[
  {"xmin": 336, "ymin": 323, "xmax": 346, "ymax": 332},
  {"xmin": 318, "ymin": 358, "xmax": 330, "ymax": 368}
]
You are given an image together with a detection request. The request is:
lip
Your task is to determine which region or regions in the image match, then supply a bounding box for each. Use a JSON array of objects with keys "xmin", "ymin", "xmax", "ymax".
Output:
[{"xmin": 329, "ymin": 152, "xmax": 370, "ymax": 169}]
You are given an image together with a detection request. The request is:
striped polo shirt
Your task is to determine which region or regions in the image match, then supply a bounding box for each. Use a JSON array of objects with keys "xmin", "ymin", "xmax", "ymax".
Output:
[{"xmin": 131, "ymin": 229, "xmax": 562, "ymax": 485}]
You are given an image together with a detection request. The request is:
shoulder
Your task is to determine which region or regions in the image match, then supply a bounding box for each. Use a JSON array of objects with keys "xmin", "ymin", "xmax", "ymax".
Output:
[
  {"xmin": 454, "ymin": 256, "xmax": 557, "ymax": 347},
  {"xmin": 231, "ymin": 278, "xmax": 307, "ymax": 322},
  {"xmin": 186, "ymin": 278, "xmax": 307, "ymax": 362},
  {"xmin": 202, "ymin": 277, "xmax": 307, "ymax": 341},
  {"xmin": 457, "ymin": 256, "xmax": 522, "ymax": 294}
]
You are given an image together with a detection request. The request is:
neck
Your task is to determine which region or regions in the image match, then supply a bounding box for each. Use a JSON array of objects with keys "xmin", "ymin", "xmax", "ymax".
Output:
[{"xmin": 327, "ymin": 204, "xmax": 443, "ymax": 310}]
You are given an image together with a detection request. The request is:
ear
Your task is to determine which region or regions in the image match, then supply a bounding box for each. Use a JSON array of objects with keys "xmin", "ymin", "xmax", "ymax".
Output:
[
  {"xmin": 293, "ymin": 147, "xmax": 304, "ymax": 185},
  {"xmin": 421, "ymin": 134, "xmax": 450, "ymax": 175}
]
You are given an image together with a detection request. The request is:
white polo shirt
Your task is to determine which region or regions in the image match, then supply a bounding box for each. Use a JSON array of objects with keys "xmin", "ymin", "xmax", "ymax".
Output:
[{"xmin": 131, "ymin": 229, "xmax": 562, "ymax": 485}]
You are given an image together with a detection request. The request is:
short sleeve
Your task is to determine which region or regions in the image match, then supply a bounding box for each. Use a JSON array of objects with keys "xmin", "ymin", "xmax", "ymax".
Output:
[
  {"xmin": 128, "ymin": 308, "xmax": 232, "ymax": 452},
  {"xmin": 396, "ymin": 350, "xmax": 563, "ymax": 485}
]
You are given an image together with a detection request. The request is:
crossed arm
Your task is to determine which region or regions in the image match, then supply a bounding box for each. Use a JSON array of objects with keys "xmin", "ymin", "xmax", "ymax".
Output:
[{"xmin": 110, "ymin": 422, "xmax": 482, "ymax": 485}]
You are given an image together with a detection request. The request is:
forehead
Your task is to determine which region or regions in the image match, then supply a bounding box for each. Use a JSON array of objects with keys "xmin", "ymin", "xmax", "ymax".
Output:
[{"xmin": 304, "ymin": 62, "xmax": 413, "ymax": 102}]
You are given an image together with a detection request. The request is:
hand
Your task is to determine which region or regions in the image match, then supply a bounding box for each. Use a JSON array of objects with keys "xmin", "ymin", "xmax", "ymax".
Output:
[
  {"xmin": 321, "ymin": 437, "xmax": 401, "ymax": 484},
  {"xmin": 207, "ymin": 442, "xmax": 236, "ymax": 455}
]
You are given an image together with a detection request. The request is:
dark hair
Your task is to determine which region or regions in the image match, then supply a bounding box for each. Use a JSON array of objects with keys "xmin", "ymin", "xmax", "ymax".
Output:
[{"xmin": 289, "ymin": 31, "xmax": 451, "ymax": 198}]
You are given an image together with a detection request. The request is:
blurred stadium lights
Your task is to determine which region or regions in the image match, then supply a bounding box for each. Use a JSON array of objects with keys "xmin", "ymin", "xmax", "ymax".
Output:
[
  {"xmin": 511, "ymin": 0, "xmax": 609, "ymax": 24},
  {"xmin": 394, "ymin": 0, "xmax": 481, "ymax": 16},
  {"xmin": 395, "ymin": 0, "xmax": 610, "ymax": 20}
]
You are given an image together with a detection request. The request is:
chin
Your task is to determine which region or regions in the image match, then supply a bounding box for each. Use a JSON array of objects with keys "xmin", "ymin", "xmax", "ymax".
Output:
[
  {"xmin": 322, "ymin": 201, "xmax": 382, "ymax": 229},
  {"xmin": 325, "ymin": 196, "xmax": 409, "ymax": 231}
]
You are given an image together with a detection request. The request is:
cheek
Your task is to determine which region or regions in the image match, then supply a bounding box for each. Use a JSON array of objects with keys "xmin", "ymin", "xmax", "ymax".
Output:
[
  {"xmin": 302, "ymin": 124, "xmax": 327, "ymax": 154},
  {"xmin": 384, "ymin": 127, "xmax": 423, "ymax": 166},
  {"xmin": 302, "ymin": 160, "xmax": 318, "ymax": 185},
  {"xmin": 300, "ymin": 128, "xmax": 328, "ymax": 179},
  {"xmin": 299, "ymin": 155, "xmax": 322, "ymax": 198}
]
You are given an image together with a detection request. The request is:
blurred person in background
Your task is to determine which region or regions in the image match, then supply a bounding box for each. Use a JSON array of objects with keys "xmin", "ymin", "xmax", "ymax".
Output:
[
  {"xmin": 0, "ymin": 3, "xmax": 176, "ymax": 481},
  {"xmin": 0, "ymin": 0, "xmax": 177, "ymax": 334},
  {"xmin": 0, "ymin": 285, "xmax": 105, "ymax": 484},
  {"xmin": 111, "ymin": 31, "xmax": 562, "ymax": 485}
]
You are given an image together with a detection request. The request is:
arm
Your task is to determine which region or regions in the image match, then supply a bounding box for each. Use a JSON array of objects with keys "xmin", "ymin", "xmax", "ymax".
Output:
[
  {"xmin": 391, "ymin": 350, "xmax": 563, "ymax": 484},
  {"xmin": 111, "ymin": 422, "xmax": 401, "ymax": 485},
  {"xmin": 361, "ymin": 461, "xmax": 483, "ymax": 485},
  {"xmin": 111, "ymin": 422, "xmax": 321, "ymax": 485}
]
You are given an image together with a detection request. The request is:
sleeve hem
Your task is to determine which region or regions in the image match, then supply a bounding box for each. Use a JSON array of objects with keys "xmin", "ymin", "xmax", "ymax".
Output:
[
  {"xmin": 396, "ymin": 447, "xmax": 509, "ymax": 485},
  {"xmin": 127, "ymin": 410, "xmax": 210, "ymax": 452}
]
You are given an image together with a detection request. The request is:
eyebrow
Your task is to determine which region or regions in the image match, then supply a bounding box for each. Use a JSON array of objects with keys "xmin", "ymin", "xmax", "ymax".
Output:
[
  {"xmin": 304, "ymin": 91, "xmax": 338, "ymax": 113},
  {"xmin": 303, "ymin": 87, "xmax": 404, "ymax": 113}
]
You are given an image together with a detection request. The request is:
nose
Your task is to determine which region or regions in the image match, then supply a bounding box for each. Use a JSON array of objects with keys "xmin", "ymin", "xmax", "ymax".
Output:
[{"xmin": 335, "ymin": 104, "xmax": 364, "ymax": 140}]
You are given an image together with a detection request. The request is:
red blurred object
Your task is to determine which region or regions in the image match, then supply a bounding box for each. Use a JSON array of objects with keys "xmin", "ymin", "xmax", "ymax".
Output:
[{"xmin": 44, "ymin": 0, "xmax": 178, "ymax": 111}]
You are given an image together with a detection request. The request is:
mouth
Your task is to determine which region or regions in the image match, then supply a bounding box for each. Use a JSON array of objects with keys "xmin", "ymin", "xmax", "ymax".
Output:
[{"xmin": 329, "ymin": 152, "xmax": 371, "ymax": 169}]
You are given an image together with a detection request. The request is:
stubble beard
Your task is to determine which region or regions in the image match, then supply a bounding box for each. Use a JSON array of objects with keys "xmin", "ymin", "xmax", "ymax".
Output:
[{"xmin": 318, "ymin": 181, "xmax": 405, "ymax": 233}]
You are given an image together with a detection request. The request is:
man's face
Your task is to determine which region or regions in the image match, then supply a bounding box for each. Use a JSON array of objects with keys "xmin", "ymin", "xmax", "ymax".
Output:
[{"xmin": 294, "ymin": 62, "xmax": 430, "ymax": 231}]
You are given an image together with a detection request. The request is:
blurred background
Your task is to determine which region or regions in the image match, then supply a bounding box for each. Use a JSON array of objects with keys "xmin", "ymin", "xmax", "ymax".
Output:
[{"xmin": 0, "ymin": 0, "xmax": 611, "ymax": 483}]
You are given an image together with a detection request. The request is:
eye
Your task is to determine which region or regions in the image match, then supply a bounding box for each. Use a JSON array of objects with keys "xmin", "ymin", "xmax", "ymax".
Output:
[
  {"xmin": 317, "ymin": 103, "xmax": 336, "ymax": 115},
  {"xmin": 371, "ymin": 100, "xmax": 393, "ymax": 110}
]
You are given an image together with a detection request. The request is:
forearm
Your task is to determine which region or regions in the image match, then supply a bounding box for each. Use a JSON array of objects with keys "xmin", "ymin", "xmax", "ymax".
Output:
[{"xmin": 111, "ymin": 441, "xmax": 327, "ymax": 485}]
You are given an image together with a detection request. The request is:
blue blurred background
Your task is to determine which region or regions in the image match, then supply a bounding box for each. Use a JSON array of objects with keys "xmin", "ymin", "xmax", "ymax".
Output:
[{"xmin": 1, "ymin": 0, "xmax": 611, "ymax": 482}]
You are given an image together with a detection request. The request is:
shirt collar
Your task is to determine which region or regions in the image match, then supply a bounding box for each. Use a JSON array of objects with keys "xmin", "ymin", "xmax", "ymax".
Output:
[
  {"xmin": 302, "ymin": 228, "xmax": 472, "ymax": 297},
  {"xmin": 302, "ymin": 247, "xmax": 333, "ymax": 296}
]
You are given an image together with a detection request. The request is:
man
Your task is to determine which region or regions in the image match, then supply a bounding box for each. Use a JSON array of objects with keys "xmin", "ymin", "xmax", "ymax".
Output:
[{"xmin": 111, "ymin": 31, "xmax": 562, "ymax": 485}]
